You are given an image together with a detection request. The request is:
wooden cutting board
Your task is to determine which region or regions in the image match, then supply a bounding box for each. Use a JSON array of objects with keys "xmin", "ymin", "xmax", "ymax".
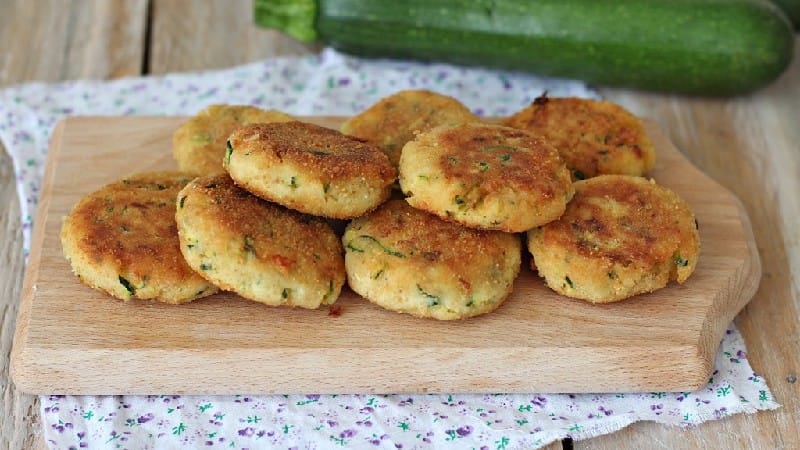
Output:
[{"xmin": 11, "ymin": 116, "xmax": 760, "ymax": 395}]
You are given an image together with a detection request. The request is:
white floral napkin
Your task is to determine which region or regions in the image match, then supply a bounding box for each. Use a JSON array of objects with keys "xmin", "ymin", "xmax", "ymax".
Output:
[{"xmin": 0, "ymin": 49, "xmax": 777, "ymax": 450}]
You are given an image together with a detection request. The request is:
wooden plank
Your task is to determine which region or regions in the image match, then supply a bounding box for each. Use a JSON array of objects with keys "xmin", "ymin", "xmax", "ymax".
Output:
[
  {"xmin": 576, "ymin": 37, "xmax": 800, "ymax": 449},
  {"xmin": 148, "ymin": 0, "xmax": 321, "ymax": 74},
  {"xmin": 0, "ymin": 0, "xmax": 148, "ymax": 84},
  {"xmin": 11, "ymin": 116, "xmax": 759, "ymax": 395},
  {"xmin": 0, "ymin": 1, "xmax": 149, "ymax": 449}
]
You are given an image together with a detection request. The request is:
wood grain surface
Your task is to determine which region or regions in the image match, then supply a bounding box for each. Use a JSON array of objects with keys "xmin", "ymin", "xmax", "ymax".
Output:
[
  {"xmin": 0, "ymin": 0, "xmax": 797, "ymax": 448},
  {"xmin": 11, "ymin": 116, "xmax": 759, "ymax": 395}
]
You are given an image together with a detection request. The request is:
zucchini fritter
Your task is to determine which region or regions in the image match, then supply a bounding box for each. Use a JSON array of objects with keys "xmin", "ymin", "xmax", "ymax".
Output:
[
  {"xmin": 175, "ymin": 174, "xmax": 345, "ymax": 309},
  {"xmin": 225, "ymin": 121, "xmax": 396, "ymax": 219},
  {"xmin": 527, "ymin": 175, "xmax": 700, "ymax": 303},
  {"xmin": 399, "ymin": 122, "xmax": 574, "ymax": 232},
  {"xmin": 340, "ymin": 89, "xmax": 479, "ymax": 169},
  {"xmin": 504, "ymin": 95, "xmax": 656, "ymax": 180},
  {"xmin": 343, "ymin": 200, "xmax": 521, "ymax": 320},
  {"xmin": 60, "ymin": 172, "xmax": 219, "ymax": 304},
  {"xmin": 172, "ymin": 104, "xmax": 294, "ymax": 176}
]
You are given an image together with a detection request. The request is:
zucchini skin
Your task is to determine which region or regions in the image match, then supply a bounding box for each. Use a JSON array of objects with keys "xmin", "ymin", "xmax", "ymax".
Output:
[{"xmin": 311, "ymin": 0, "xmax": 794, "ymax": 95}]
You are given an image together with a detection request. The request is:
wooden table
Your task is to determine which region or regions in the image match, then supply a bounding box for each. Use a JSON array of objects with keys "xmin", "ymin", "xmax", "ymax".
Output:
[{"xmin": 0, "ymin": 1, "xmax": 797, "ymax": 449}]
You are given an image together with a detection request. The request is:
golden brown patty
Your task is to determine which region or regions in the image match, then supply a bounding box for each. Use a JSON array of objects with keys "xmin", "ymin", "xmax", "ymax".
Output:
[
  {"xmin": 224, "ymin": 121, "xmax": 396, "ymax": 219},
  {"xmin": 175, "ymin": 173, "xmax": 346, "ymax": 309},
  {"xmin": 340, "ymin": 89, "xmax": 479, "ymax": 168},
  {"xmin": 504, "ymin": 95, "xmax": 656, "ymax": 180},
  {"xmin": 527, "ymin": 175, "xmax": 700, "ymax": 303},
  {"xmin": 343, "ymin": 200, "xmax": 521, "ymax": 320},
  {"xmin": 399, "ymin": 122, "xmax": 574, "ymax": 232},
  {"xmin": 172, "ymin": 104, "xmax": 293, "ymax": 176},
  {"xmin": 60, "ymin": 172, "xmax": 219, "ymax": 304}
]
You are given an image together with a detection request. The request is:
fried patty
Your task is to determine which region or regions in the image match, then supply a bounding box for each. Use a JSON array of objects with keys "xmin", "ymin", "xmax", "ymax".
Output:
[
  {"xmin": 340, "ymin": 89, "xmax": 479, "ymax": 169},
  {"xmin": 399, "ymin": 122, "xmax": 574, "ymax": 232},
  {"xmin": 60, "ymin": 172, "xmax": 219, "ymax": 304},
  {"xmin": 224, "ymin": 121, "xmax": 396, "ymax": 219},
  {"xmin": 343, "ymin": 200, "xmax": 521, "ymax": 320},
  {"xmin": 527, "ymin": 175, "xmax": 700, "ymax": 303},
  {"xmin": 504, "ymin": 95, "xmax": 656, "ymax": 180},
  {"xmin": 172, "ymin": 104, "xmax": 294, "ymax": 176},
  {"xmin": 175, "ymin": 173, "xmax": 346, "ymax": 309}
]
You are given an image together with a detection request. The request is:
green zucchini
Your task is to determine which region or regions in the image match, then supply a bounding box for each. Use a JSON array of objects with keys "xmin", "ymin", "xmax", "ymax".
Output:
[
  {"xmin": 770, "ymin": 0, "xmax": 800, "ymax": 28},
  {"xmin": 254, "ymin": 0, "xmax": 794, "ymax": 95}
]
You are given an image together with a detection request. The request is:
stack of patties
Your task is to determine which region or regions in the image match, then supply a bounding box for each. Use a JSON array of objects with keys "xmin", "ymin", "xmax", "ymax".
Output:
[
  {"xmin": 503, "ymin": 94, "xmax": 699, "ymax": 303},
  {"xmin": 61, "ymin": 91, "xmax": 700, "ymax": 320},
  {"xmin": 341, "ymin": 91, "xmax": 572, "ymax": 319},
  {"xmin": 176, "ymin": 119, "xmax": 397, "ymax": 308}
]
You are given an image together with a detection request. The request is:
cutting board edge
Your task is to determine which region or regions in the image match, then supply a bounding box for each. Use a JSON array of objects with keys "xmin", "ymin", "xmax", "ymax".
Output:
[{"xmin": 12, "ymin": 341, "xmax": 711, "ymax": 395}]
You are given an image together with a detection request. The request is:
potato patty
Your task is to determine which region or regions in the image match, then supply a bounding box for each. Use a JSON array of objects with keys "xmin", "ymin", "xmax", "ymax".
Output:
[
  {"xmin": 399, "ymin": 122, "xmax": 574, "ymax": 232},
  {"xmin": 343, "ymin": 200, "xmax": 521, "ymax": 320},
  {"xmin": 175, "ymin": 174, "xmax": 345, "ymax": 309},
  {"xmin": 340, "ymin": 89, "xmax": 479, "ymax": 169},
  {"xmin": 504, "ymin": 95, "xmax": 656, "ymax": 180},
  {"xmin": 527, "ymin": 175, "xmax": 700, "ymax": 303},
  {"xmin": 60, "ymin": 172, "xmax": 219, "ymax": 304},
  {"xmin": 172, "ymin": 104, "xmax": 293, "ymax": 176},
  {"xmin": 224, "ymin": 121, "xmax": 396, "ymax": 219}
]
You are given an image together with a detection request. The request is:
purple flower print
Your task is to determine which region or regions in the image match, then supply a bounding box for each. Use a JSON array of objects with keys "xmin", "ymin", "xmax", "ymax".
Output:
[{"xmin": 456, "ymin": 425, "xmax": 473, "ymax": 437}]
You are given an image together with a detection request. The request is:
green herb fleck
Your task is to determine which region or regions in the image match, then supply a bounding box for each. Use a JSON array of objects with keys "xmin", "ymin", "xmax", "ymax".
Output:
[
  {"xmin": 345, "ymin": 242, "xmax": 364, "ymax": 253},
  {"xmin": 573, "ymin": 170, "xmax": 586, "ymax": 180},
  {"xmin": 500, "ymin": 154, "xmax": 512, "ymax": 162},
  {"xmin": 565, "ymin": 276, "xmax": 574, "ymax": 288},
  {"xmin": 224, "ymin": 140, "xmax": 233, "ymax": 166},
  {"xmin": 357, "ymin": 235, "xmax": 405, "ymax": 257},
  {"xmin": 674, "ymin": 253, "xmax": 689, "ymax": 267},
  {"xmin": 607, "ymin": 271, "xmax": 618, "ymax": 280},
  {"xmin": 179, "ymin": 196, "xmax": 187, "ymax": 208},
  {"xmin": 323, "ymin": 181, "xmax": 331, "ymax": 193},
  {"xmin": 156, "ymin": 183, "xmax": 166, "ymax": 190},
  {"xmin": 105, "ymin": 206, "xmax": 114, "ymax": 213},
  {"xmin": 478, "ymin": 161, "xmax": 489, "ymax": 171},
  {"xmin": 282, "ymin": 288, "xmax": 290, "ymax": 299},
  {"xmin": 417, "ymin": 284, "xmax": 440, "ymax": 307},
  {"xmin": 372, "ymin": 269, "xmax": 384, "ymax": 280},
  {"xmin": 290, "ymin": 176, "xmax": 298, "ymax": 188},
  {"xmin": 311, "ymin": 149, "xmax": 328, "ymax": 156},
  {"xmin": 119, "ymin": 276, "xmax": 135, "ymax": 295},
  {"xmin": 321, "ymin": 280, "xmax": 335, "ymax": 302},
  {"xmin": 243, "ymin": 235, "xmax": 256, "ymax": 255},
  {"xmin": 200, "ymin": 263, "xmax": 212, "ymax": 271},
  {"xmin": 454, "ymin": 195, "xmax": 465, "ymax": 205},
  {"xmin": 447, "ymin": 156, "xmax": 458, "ymax": 165}
]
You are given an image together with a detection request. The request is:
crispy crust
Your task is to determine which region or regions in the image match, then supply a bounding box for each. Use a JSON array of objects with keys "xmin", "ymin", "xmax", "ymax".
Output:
[
  {"xmin": 343, "ymin": 200, "xmax": 521, "ymax": 320},
  {"xmin": 527, "ymin": 175, "xmax": 700, "ymax": 303},
  {"xmin": 172, "ymin": 104, "xmax": 294, "ymax": 176},
  {"xmin": 340, "ymin": 89, "xmax": 479, "ymax": 168},
  {"xmin": 175, "ymin": 174, "xmax": 345, "ymax": 309},
  {"xmin": 60, "ymin": 171, "xmax": 218, "ymax": 304},
  {"xmin": 504, "ymin": 95, "xmax": 656, "ymax": 179},
  {"xmin": 225, "ymin": 121, "xmax": 396, "ymax": 218},
  {"xmin": 399, "ymin": 122, "xmax": 574, "ymax": 232}
]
